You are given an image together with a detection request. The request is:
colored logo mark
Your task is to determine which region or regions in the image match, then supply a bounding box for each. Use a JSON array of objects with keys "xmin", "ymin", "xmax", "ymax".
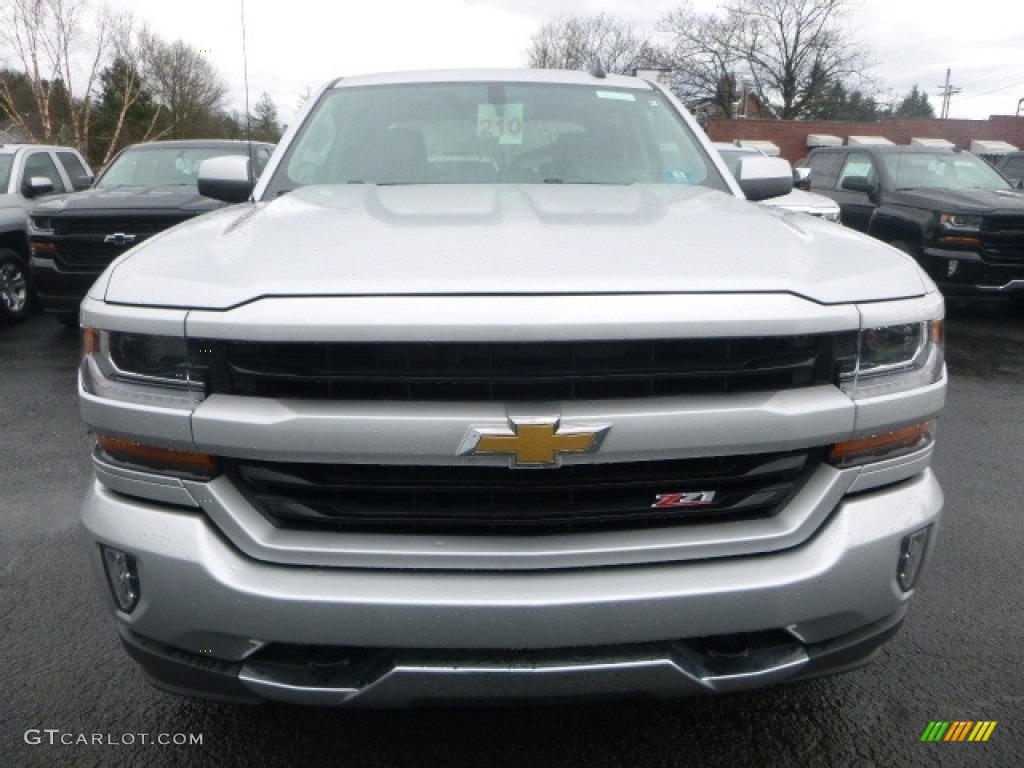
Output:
[{"xmin": 920, "ymin": 721, "xmax": 997, "ymax": 742}]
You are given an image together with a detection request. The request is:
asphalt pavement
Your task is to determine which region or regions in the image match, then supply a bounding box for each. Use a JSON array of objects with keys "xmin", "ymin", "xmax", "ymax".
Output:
[{"xmin": 1, "ymin": 301, "xmax": 1021, "ymax": 768}]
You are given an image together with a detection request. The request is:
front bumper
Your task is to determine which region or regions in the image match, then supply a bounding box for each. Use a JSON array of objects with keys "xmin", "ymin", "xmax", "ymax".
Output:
[
  {"xmin": 921, "ymin": 247, "xmax": 1024, "ymax": 298},
  {"xmin": 118, "ymin": 608, "xmax": 907, "ymax": 706},
  {"xmin": 83, "ymin": 469, "xmax": 943, "ymax": 705},
  {"xmin": 28, "ymin": 255, "xmax": 99, "ymax": 315}
]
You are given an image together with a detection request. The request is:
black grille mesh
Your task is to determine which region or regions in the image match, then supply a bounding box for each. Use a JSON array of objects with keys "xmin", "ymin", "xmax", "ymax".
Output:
[
  {"xmin": 55, "ymin": 241, "xmax": 139, "ymax": 269},
  {"xmin": 981, "ymin": 214, "xmax": 1024, "ymax": 264},
  {"xmin": 195, "ymin": 336, "xmax": 840, "ymax": 402},
  {"xmin": 53, "ymin": 215, "xmax": 191, "ymax": 236},
  {"xmin": 229, "ymin": 450, "xmax": 821, "ymax": 535}
]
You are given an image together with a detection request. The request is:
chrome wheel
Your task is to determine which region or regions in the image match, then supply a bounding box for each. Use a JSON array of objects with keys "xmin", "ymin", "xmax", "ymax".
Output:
[
  {"xmin": 0, "ymin": 249, "xmax": 34, "ymax": 323},
  {"xmin": 0, "ymin": 257, "xmax": 28, "ymax": 313}
]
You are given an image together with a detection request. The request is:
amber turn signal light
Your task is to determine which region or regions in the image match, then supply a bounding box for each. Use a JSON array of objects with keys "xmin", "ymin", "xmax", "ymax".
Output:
[
  {"xmin": 829, "ymin": 422, "xmax": 934, "ymax": 468},
  {"xmin": 96, "ymin": 434, "xmax": 219, "ymax": 477}
]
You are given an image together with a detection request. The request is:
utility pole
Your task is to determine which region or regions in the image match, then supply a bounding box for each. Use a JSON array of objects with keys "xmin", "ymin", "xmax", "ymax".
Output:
[{"xmin": 937, "ymin": 69, "xmax": 961, "ymax": 119}]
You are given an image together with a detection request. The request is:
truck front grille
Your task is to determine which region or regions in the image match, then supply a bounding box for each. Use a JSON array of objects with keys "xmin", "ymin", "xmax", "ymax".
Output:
[
  {"xmin": 53, "ymin": 215, "xmax": 190, "ymax": 236},
  {"xmin": 981, "ymin": 214, "xmax": 1024, "ymax": 264},
  {"xmin": 198, "ymin": 336, "xmax": 841, "ymax": 402},
  {"xmin": 50, "ymin": 213, "xmax": 194, "ymax": 270},
  {"xmin": 228, "ymin": 449, "xmax": 821, "ymax": 535},
  {"xmin": 54, "ymin": 241, "xmax": 139, "ymax": 269}
]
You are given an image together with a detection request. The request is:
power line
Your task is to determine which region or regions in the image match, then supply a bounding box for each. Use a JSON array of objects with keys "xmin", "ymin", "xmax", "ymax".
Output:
[
  {"xmin": 958, "ymin": 79, "xmax": 1024, "ymax": 100},
  {"xmin": 953, "ymin": 64, "xmax": 1024, "ymax": 90}
]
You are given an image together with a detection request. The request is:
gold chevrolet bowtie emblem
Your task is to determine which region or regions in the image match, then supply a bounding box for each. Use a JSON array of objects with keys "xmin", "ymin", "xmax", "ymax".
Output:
[{"xmin": 464, "ymin": 419, "xmax": 609, "ymax": 468}]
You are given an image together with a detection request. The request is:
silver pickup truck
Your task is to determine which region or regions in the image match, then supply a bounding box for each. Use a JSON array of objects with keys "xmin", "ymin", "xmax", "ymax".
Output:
[
  {"xmin": 0, "ymin": 143, "xmax": 92, "ymax": 323},
  {"xmin": 78, "ymin": 69, "xmax": 946, "ymax": 706}
]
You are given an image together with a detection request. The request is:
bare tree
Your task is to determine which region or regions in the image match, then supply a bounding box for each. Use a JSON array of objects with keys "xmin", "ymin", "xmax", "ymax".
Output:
[
  {"xmin": 0, "ymin": 0, "xmax": 112, "ymax": 146},
  {"xmin": 140, "ymin": 35, "xmax": 227, "ymax": 139},
  {"xmin": 737, "ymin": 0, "xmax": 869, "ymax": 118},
  {"xmin": 661, "ymin": 0, "xmax": 870, "ymax": 119},
  {"xmin": 527, "ymin": 14, "xmax": 658, "ymax": 75},
  {"xmin": 660, "ymin": 3, "xmax": 749, "ymax": 119}
]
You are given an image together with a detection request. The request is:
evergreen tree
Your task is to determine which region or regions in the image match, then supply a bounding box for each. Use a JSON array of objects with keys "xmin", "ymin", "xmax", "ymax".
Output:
[
  {"xmin": 250, "ymin": 93, "xmax": 282, "ymax": 143},
  {"xmin": 896, "ymin": 85, "xmax": 935, "ymax": 118},
  {"xmin": 89, "ymin": 57, "xmax": 163, "ymax": 165},
  {"xmin": 805, "ymin": 80, "xmax": 880, "ymax": 120}
]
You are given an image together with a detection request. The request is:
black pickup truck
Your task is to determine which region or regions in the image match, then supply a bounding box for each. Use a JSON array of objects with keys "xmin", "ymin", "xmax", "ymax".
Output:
[
  {"xmin": 29, "ymin": 139, "xmax": 273, "ymax": 326},
  {"xmin": 804, "ymin": 144, "xmax": 1024, "ymax": 304}
]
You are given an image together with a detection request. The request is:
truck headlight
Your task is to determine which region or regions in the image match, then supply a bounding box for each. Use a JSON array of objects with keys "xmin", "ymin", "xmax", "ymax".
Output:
[
  {"xmin": 838, "ymin": 320, "xmax": 944, "ymax": 399},
  {"xmin": 81, "ymin": 328, "xmax": 206, "ymax": 408},
  {"xmin": 938, "ymin": 213, "xmax": 982, "ymax": 248},
  {"xmin": 939, "ymin": 213, "xmax": 982, "ymax": 230}
]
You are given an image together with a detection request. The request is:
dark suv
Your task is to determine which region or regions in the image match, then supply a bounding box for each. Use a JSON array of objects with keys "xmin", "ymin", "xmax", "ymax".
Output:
[
  {"xmin": 804, "ymin": 144, "xmax": 1024, "ymax": 303},
  {"xmin": 29, "ymin": 139, "xmax": 273, "ymax": 325}
]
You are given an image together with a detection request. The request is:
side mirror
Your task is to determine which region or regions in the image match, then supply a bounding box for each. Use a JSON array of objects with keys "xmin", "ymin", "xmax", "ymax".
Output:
[
  {"xmin": 735, "ymin": 156, "xmax": 794, "ymax": 201},
  {"xmin": 198, "ymin": 155, "xmax": 254, "ymax": 203},
  {"xmin": 71, "ymin": 174, "xmax": 94, "ymax": 191},
  {"xmin": 23, "ymin": 176, "xmax": 55, "ymax": 198},
  {"xmin": 840, "ymin": 175, "xmax": 878, "ymax": 199},
  {"xmin": 793, "ymin": 167, "xmax": 812, "ymax": 190}
]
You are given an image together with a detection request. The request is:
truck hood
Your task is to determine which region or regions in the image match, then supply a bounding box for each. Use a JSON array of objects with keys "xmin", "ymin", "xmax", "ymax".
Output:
[
  {"xmin": 0, "ymin": 192, "xmax": 30, "ymax": 210},
  {"xmin": 34, "ymin": 185, "xmax": 227, "ymax": 215},
  {"xmin": 102, "ymin": 184, "xmax": 930, "ymax": 309},
  {"xmin": 888, "ymin": 186, "xmax": 1024, "ymax": 212}
]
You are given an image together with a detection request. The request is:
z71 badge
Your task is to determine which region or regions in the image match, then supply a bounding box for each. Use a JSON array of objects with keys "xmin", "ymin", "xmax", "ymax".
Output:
[{"xmin": 651, "ymin": 491, "xmax": 716, "ymax": 509}]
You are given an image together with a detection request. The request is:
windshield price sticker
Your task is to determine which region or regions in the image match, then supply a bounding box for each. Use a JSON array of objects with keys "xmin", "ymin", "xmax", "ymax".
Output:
[
  {"xmin": 477, "ymin": 103, "xmax": 524, "ymax": 145},
  {"xmin": 596, "ymin": 90, "xmax": 636, "ymax": 101}
]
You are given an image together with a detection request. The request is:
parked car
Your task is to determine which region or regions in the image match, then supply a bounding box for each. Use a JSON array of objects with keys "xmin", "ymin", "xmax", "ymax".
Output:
[
  {"xmin": 804, "ymin": 144, "xmax": 1024, "ymax": 304},
  {"xmin": 713, "ymin": 142, "xmax": 840, "ymax": 221},
  {"xmin": 79, "ymin": 69, "xmax": 945, "ymax": 706},
  {"xmin": 991, "ymin": 150, "xmax": 1024, "ymax": 188},
  {"xmin": 28, "ymin": 139, "xmax": 274, "ymax": 326},
  {"xmin": 0, "ymin": 144, "xmax": 93, "ymax": 324}
]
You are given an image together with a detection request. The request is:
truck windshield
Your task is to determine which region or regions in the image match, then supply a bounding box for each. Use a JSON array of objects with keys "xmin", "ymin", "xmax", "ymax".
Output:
[
  {"xmin": 266, "ymin": 81, "xmax": 726, "ymax": 193},
  {"xmin": 96, "ymin": 147, "xmax": 249, "ymax": 189},
  {"xmin": 884, "ymin": 151, "xmax": 1013, "ymax": 191}
]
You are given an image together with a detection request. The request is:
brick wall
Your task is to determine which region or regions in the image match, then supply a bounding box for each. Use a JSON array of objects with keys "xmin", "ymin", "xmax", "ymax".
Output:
[{"xmin": 706, "ymin": 116, "xmax": 1024, "ymax": 164}]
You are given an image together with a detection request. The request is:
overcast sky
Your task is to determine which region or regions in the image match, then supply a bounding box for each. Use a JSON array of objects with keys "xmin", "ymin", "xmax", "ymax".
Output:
[{"xmin": 110, "ymin": 0, "xmax": 1024, "ymax": 126}]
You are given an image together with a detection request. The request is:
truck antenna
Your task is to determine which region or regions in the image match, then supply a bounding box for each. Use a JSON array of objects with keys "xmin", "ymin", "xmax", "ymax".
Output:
[{"xmin": 240, "ymin": 0, "xmax": 254, "ymax": 187}]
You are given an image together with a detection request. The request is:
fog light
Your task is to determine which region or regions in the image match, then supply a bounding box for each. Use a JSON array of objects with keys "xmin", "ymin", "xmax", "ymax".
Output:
[
  {"xmin": 897, "ymin": 526, "xmax": 931, "ymax": 592},
  {"xmin": 101, "ymin": 546, "xmax": 140, "ymax": 613}
]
